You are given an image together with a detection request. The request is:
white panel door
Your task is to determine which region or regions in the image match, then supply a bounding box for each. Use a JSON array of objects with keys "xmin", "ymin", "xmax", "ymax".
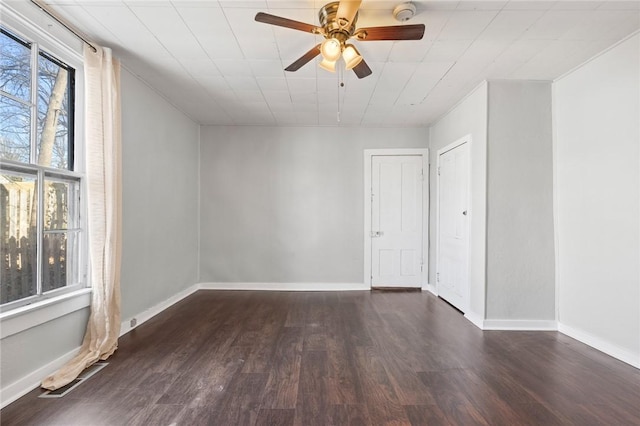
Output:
[
  {"xmin": 371, "ymin": 155, "xmax": 423, "ymax": 288},
  {"xmin": 437, "ymin": 142, "xmax": 470, "ymax": 311}
]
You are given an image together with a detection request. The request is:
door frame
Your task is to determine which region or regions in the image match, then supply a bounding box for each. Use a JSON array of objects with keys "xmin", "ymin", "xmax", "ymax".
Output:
[
  {"xmin": 436, "ymin": 135, "xmax": 471, "ymax": 312},
  {"xmin": 364, "ymin": 149, "xmax": 429, "ymax": 289}
]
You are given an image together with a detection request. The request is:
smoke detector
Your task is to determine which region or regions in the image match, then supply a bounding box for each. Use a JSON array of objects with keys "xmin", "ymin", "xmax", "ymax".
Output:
[{"xmin": 393, "ymin": 2, "xmax": 417, "ymax": 22}]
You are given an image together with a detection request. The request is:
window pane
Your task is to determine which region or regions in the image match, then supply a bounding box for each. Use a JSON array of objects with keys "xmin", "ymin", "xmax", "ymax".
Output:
[
  {"xmin": 0, "ymin": 30, "xmax": 31, "ymax": 101},
  {"xmin": 43, "ymin": 176, "xmax": 80, "ymax": 293},
  {"xmin": 0, "ymin": 95, "xmax": 31, "ymax": 163},
  {"xmin": 43, "ymin": 231, "xmax": 79, "ymax": 293},
  {"xmin": 37, "ymin": 53, "xmax": 71, "ymax": 170},
  {"xmin": 44, "ymin": 177, "xmax": 79, "ymax": 231},
  {"xmin": 1, "ymin": 171, "xmax": 37, "ymax": 304}
]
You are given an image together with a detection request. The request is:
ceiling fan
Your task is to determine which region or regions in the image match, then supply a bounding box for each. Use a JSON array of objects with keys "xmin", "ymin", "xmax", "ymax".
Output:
[{"xmin": 255, "ymin": 1, "xmax": 425, "ymax": 79}]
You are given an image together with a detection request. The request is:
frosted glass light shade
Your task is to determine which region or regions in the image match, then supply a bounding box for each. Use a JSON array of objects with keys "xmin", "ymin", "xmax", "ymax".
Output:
[
  {"xmin": 342, "ymin": 44, "xmax": 363, "ymax": 70},
  {"xmin": 319, "ymin": 58, "xmax": 336, "ymax": 72},
  {"xmin": 320, "ymin": 38, "xmax": 342, "ymax": 61}
]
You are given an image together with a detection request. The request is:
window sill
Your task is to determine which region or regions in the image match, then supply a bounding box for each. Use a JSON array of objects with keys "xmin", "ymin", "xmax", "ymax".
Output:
[{"xmin": 0, "ymin": 288, "xmax": 91, "ymax": 339}]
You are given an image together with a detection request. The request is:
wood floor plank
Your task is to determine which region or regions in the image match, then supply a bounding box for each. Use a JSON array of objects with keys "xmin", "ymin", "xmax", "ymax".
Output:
[
  {"xmin": 255, "ymin": 408, "xmax": 295, "ymax": 426},
  {"xmin": 445, "ymin": 368, "xmax": 528, "ymax": 425},
  {"xmin": 325, "ymin": 325, "xmax": 360, "ymax": 404},
  {"xmin": 127, "ymin": 403, "xmax": 184, "ymax": 426},
  {"xmin": 404, "ymin": 404, "xmax": 452, "ymax": 426},
  {"xmin": 326, "ymin": 404, "xmax": 349, "ymax": 425},
  {"xmin": 507, "ymin": 403, "xmax": 566, "ymax": 425},
  {"xmin": 417, "ymin": 369, "xmax": 490, "ymax": 425},
  {"xmin": 261, "ymin": 326, "xmax": 304, "ymax": 409},
  {"xmin": 284, "ymin": 293, "xmax": 308, "ymax": 327},
  {"xmin": 345, "ymin": 403, "xmax": 373, "ymax": 425},
  {"xmin": 298, "ymin": 350, "xmax": 328, "ymax": 395},
  {"xmin": 296, "ymin": 350, "xmax": 329, "ymax": 425},
  {"xmin": 208, "ymin": 372, "xmax": 269, "ymax": 425},
  {"xmin": 303, "ymin": 326, "xmax": 328, "ymax": 351},
  {"xmin": 353, "ymin": 347, "xmax": 412, "ymax": 425},
  {"xmin": 2, "ymin": 290, "xmax": 640, "ymax": 426}
]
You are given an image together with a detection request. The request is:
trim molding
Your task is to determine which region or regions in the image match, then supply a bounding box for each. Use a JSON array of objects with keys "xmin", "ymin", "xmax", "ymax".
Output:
[
  {"xmin": 0, "ymin": 289, "xmax": 91, "ymax": 339},
  {"xmin": 0, "ymin": 346, "xmax": 79, "ymax": 409},
  {"xmin": 482, "ymin": 319, "xmax": 558, "ymax": 331},
  {"xmin": 119, "ymin": 284, "xmax": 199, "ymax": 336},
  {"xmin": 558, "ymin": 323, "xmax": 640, "ymax": 369},
  {"xmin": 198, "ymin": 282, "xmax": 369, "ymax": 292}
]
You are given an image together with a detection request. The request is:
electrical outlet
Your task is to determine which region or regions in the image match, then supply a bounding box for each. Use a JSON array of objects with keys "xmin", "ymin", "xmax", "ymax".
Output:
[{"xmin": 130, "ymin": 318, "xmax": 137, "ymax": 328}]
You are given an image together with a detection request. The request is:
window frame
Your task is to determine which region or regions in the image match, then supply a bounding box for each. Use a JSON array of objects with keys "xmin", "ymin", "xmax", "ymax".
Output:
[
  {"xmin": 1, "ymin": 162, "xmax": 86, "ymax": 312},
  {"xmin": 0, "ymin": 8, "xmax": 88, "ymax": 319}
]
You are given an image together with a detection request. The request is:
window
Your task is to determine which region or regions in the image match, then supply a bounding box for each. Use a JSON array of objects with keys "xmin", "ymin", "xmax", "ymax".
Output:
[{"xmin": 1, "ymin": 27, "xmax": 84, "ymax": 311}]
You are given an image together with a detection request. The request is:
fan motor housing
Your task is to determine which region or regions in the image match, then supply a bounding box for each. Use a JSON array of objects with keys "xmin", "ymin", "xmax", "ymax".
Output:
[{"xmin": 319, "ymin": 1, "xmax": 358, "ymax": 38}]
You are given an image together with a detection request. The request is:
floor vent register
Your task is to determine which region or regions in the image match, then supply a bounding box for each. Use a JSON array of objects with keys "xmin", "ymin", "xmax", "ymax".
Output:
[{"xmin": 39, "ymin": 362, "xmax": 109, "ymax": 398}]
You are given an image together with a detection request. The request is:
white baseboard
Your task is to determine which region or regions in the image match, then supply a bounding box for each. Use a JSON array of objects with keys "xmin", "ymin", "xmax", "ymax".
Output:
[
  {"xmin": 198, "ymin": 282, "xmax": 369, "ymax": 291},
  {"xmin": 0, "ymin": 346, "xmax": 80, "ymax": 409},
  {"xmin": 558, "ymin": 322, "xmax": 640, "ymax": 369},
  {"xmin": 482, "ymin": 319, "xmax": 558, "ymax": 331},
  {"xmin": 119, "ymin": 284, "xmax": 199, "ymax": 336},
  {"xmin": 462, "ymin": 314, "xmax": 558, "ymax": 331}
]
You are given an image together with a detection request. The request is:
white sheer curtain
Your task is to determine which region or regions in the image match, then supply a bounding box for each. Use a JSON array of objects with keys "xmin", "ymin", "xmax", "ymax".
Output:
[{"xmin": 42, "ymin": 45, "xmax": 122, "ymax": 390}]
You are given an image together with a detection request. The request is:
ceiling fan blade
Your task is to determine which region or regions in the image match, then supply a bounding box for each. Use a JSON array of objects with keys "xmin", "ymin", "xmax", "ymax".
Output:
[
  {"xmin": 356, "ymin": 24, "xmax": 425, "ymax": 41},
  {"xmin": 285, "ymin": 44, "xmax": 321, "ymax": 72},
  {"xmin": 255, "ymin": 12, "xmax": 320, "ymax": 34},
  {"xmin": 352, "ymin": 59, "xmax": 372, "ymax": 79},
  {"xmin": 336, "ymin": 0, "xmax": 362, "ymax": 26}
]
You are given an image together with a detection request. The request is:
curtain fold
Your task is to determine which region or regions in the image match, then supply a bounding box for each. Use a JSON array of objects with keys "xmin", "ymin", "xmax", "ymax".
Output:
[{"xmin": 41, "ymin": 45, "xmax": 122, "ymax": 391}]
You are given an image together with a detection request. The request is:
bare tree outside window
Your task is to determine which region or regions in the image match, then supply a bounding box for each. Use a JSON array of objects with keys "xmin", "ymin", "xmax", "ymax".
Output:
[
  {"xmin": 0, "ymin": 30, "xmax": 31, "ymax": 163},
  {"xmin": 38, "ymin": 53, "xmax": 70, "ymax": 169}
]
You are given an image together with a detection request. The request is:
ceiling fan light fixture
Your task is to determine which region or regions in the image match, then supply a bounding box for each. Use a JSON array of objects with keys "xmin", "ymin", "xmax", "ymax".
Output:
[
  {"xmin": 319, "ymin": 58, "xmax": 337, "ymax": 72},
  {"xmin": 342, "ymin": 44, "xmax": 363, "ymax": 70},
  {"xmin": 320, "ymin": 37, "xmax": 342, "ymax": 61},
  {"xmin": 255, "ymin": 1, "xmax": 426, "ymax": 79}
]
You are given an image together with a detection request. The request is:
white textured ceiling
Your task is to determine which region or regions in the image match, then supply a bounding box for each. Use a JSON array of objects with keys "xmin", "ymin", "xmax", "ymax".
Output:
[{"xmin": 15, "ymin": 1, "xmax": 640, "ymax": 126}]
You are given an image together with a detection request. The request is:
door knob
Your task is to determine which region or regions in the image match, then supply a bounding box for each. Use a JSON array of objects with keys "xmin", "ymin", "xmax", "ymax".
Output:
[{"xmin": 371, "ymin": 231, "xmax": 384, "ymax": 237}]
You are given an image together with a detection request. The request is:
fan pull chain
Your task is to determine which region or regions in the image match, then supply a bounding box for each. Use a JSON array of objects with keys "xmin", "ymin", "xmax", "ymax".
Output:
[{"xmin": 337, "ymin": 66, "xmax": 344, "ymax": 123}]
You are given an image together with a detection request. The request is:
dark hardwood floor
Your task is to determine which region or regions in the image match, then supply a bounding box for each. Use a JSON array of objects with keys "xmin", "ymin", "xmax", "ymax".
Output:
[{"xmin": 3, "ymin": 290, "xmax": 640, "ymax": 425}]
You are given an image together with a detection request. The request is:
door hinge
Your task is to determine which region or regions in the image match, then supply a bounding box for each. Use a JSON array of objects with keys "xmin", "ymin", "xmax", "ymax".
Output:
[
  {"xmin": 436, "ymin": 272, "xmax": 440, "ymax": 282},
  {"xmin": 437, "ymin": 167, "xmax": 441, "ymax": 176}
]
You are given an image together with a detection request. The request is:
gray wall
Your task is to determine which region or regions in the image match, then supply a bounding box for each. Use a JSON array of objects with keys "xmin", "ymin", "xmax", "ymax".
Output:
[
  {"xmin": 120, "ymin": 69, "xmax": 200, "ymax": 319},
  {"xmin": 428, "ymin": 82, "xmax": 488, "ymax": 320},
  {"xmin": 486, "ymin": 81, "xmax": 555, "ymax": 321},
  {"xmin": 199, "ymin": 126, "xmax": 427, "ymax": 284},
  {"xmin": 554, "ymin": 34, "xmax": 639, "ymax": 363},
  {"xmin": 0, "ymin": 309, "xmax": 89, "ymax": 391}
]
